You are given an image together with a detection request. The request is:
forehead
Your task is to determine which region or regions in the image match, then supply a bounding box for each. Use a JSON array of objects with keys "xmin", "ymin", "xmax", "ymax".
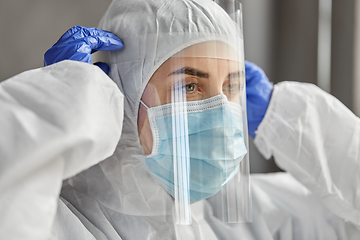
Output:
[
  {"xmin": 172, "ymin": 41, "xmax": 240, "ymax": 61},
  {"xmin": 147, "ymin": 41, "xmax": 243, "ymax": 84},
  {"xmin": 151, "ymin": 56, "xmax": 242, "ymax": 83}
]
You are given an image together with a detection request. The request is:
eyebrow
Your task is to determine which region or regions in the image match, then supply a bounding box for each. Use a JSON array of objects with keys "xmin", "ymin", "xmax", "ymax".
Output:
[
  {"xmin": 227, "ymin": 71, "xmax": 243, "ymax": 80},
  {"xmin": 170, "ymin": 67, "xmax": 243, "ymax": 80},
  {"xmin": 170, "ymin": 67, "xmax": 210, "ymax": 78}
]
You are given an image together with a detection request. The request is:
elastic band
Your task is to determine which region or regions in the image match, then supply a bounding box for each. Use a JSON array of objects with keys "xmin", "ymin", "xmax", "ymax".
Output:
[{"xmin": 140, "ymin": 100, "xmax": 149, "ymax": 109}]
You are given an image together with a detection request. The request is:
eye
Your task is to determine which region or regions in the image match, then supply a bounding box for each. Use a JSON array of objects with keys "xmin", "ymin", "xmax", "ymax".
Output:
[{"xmin": 185, "ymin": 83, "xmax": 197, "ymax": 93}]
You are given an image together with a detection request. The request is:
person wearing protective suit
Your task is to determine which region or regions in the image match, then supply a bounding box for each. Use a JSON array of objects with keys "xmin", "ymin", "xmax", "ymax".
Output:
[{"xmin": 1, "ymin": 0, "xmax": 360, "ymax": 239}]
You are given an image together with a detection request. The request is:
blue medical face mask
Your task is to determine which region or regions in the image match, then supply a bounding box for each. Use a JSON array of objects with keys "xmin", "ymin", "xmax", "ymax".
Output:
[{"xmin": 140, "ymin": 94, "xmax": 247, "ymax": 203}]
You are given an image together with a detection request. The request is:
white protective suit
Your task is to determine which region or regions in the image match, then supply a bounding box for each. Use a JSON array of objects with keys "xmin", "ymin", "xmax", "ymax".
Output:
[{"xmin": 1, "ymin": 0, "xmax": 360, "ymax": 239}]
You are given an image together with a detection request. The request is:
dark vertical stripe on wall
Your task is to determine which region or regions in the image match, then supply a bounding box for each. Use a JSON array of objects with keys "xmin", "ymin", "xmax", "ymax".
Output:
[
  {"xmin": 331, "ymin": 0, "xmax": 356, "ymax": 111},
  {"xmin": 276, "ymin": 0, "xmax": 319, "ymax": 84}
]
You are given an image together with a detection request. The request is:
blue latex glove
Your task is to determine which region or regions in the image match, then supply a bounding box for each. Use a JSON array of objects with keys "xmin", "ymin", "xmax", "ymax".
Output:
[
  {"xmin": 245, "ymin": 61, "xmax": 273, "ymax": 138},
  {"xmin": 44, "ymin": 26, "xmax": 123, "ymax": 74}
]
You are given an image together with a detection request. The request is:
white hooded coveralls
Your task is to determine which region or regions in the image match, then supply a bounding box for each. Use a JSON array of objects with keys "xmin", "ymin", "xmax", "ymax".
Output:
[{"xmin": 0, "ymin": 61, "xmax": 360, "ymax": 240}]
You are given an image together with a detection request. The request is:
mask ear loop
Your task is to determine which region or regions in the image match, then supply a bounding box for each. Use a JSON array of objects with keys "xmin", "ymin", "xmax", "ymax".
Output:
[{"xmin": 140, "ymin": 100, "xmax": 149, "ymax": 109}]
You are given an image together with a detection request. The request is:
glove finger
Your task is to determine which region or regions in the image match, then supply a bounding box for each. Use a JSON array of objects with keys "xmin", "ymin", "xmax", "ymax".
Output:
[
  {"xmin": 55, "ymin": 26, "xmax": 84, "ymax": 44},
  {"xmin": 61, "ymin": 26, "xmax": 123, "ymax": 44},
  {"xmin": 84, "ymin": 35, "xmax": 123, "ymax": 52},
  {"xmin": 83, "ymin": 27, "xmax": 122, "ymax": 39},
  {"xmin": 54, "ymin": 26, "xmax": 123, "ymax": 52},
  {"xmin": 44, "ymin": 26, "xmax": 123, "ymax": 66},
  {"xmin": 94, "ymin": 62, "xmax": 110, "ymax": 74}
]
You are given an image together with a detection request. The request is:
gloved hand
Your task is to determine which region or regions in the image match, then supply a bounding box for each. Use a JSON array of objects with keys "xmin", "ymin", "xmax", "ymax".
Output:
[
  {"xmin": 245, "ymin": 61, "xmax": 273, "ymax": 138},
  {"xmin": 44, "ymin": 26, "xmax": 123, "ymax": 74}
]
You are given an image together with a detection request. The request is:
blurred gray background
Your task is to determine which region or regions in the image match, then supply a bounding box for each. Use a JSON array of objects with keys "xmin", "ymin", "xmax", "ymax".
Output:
[{"xmin": 1, "ymin": 0, "xmax": 359, "ymax": 173}]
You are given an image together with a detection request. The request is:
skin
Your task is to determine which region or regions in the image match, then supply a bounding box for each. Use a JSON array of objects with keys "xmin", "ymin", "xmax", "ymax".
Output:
[{"xmin": 138, "ymin": 42, "xmax": 245, "ymax": 155}]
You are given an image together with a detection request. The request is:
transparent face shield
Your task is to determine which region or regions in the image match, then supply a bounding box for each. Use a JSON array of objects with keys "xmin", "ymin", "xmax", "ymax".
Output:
[{"xmin": 136, "ymin": 0, "xmax": 251, "ymax": 225}]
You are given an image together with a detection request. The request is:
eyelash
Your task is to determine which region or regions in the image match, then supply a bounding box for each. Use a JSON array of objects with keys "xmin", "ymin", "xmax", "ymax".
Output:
[
  {"xmin": 173, "ymin": 80, "xmax": 243, "ymax": 95},
  {"xmin": 172, "ymin": 79, "xmax": 200, "ymax": 95}
]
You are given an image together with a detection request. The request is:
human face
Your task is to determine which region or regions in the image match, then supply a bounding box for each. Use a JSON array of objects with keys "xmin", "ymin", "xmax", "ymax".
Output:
[{"xmin": 138, "ymin": 42, "xmax": 245, "ymax": 155}]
